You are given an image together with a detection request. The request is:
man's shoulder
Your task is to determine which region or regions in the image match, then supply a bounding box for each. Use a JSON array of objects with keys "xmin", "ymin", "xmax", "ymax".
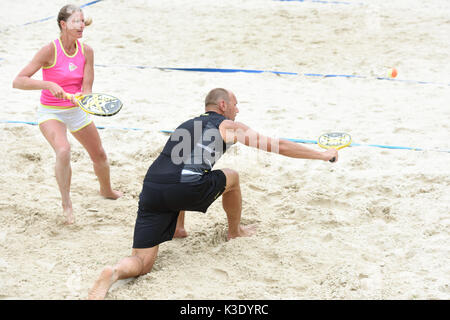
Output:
[
  {"xmin": 218, "ymin": 118, "xmax": 235, "ymax": 129},
  {"xmin": 219, "ymin": 119, "xmax": 248, "ymax": 130}
]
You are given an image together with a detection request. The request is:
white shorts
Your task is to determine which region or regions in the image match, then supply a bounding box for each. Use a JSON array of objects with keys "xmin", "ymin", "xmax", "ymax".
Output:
[{"xmin": 37, "ymin": 105, "xmax": 92, "ymax": 132}]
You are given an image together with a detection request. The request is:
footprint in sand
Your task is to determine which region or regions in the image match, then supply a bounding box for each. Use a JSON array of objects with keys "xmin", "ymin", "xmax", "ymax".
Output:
[
  {"xmin": 212, "ymin": 268, "xmax": 229, "ymax": 280},
  {"xmin": 307, "ymin": 198, "xmax": 350, "ymax": 210},
  {"xmin": 248, "ymin": 183, "xmax": 266, "ymax": 192},
  {"xmin": 19, "ymin": 152, "xmax": 41, "ymax": 162}
]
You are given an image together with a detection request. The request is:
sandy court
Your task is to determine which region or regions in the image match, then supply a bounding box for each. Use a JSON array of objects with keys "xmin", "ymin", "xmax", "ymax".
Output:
[{"xmin": 0, "ymin": 0, "xmax": 449, "ymax": 299}]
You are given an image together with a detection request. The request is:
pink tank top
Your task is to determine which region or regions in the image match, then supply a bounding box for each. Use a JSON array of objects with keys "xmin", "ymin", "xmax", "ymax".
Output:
[{"xmin": 40, "ymin": 38, "xmax": 85, "ymax": 107}]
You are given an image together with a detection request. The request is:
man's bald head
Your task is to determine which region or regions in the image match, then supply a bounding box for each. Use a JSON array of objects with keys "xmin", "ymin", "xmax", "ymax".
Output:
[{"xmin": 204, "ymin": 88, "xmax": 230, "ymax": 108}]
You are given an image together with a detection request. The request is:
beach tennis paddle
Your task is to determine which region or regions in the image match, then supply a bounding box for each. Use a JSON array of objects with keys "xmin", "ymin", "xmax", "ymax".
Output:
[
  {"xmin": 66, "ymin": 93, "xmax": 123, "ymax": 116},
  {"xmin": 317, "ymin": 132, "xmax": 352, "ymax": 162}
]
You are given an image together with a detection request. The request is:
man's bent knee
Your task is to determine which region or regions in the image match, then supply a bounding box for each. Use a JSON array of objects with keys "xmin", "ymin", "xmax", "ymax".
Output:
[
  {"xmin": 221, "ymin": 168, "xmax": 240, "ymax": 191},
  {"xmin": 132, "ymin": 246, "xmax": 159, "ymax": 275}
]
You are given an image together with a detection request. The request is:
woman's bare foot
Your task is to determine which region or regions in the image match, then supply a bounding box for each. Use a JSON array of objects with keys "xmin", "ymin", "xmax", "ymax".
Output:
[
  {"xmin": 62, "ymin": 202, "xmax": 75, "ymax": 225},
  {"xmin": 227, "ymin": 224, "xmax": 257, "ymax": 240},
  {"xmin": 88, "ymin": 266, "xmax": 117, "ymax": 300},
  {"xmin": 100, "ymin": 189, "xmax": 123, "ymax": 200}
]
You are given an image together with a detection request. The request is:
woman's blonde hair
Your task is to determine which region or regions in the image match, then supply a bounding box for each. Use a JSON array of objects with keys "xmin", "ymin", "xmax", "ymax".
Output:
[{"xmin": 57, "ymin": 4, "xmax": 92, "ymax": 30}]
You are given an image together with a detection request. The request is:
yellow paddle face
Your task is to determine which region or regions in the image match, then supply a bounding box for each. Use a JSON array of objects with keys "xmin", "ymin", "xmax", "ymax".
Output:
[
  {"xmin": 67, "ymin": 93, "xmax": 123, "ymax": 116},
  {"xmin": 318, "ymin": 132, "xmax": 352, "ymax": 150},
  {"xmin": 317, "ymin": 132, "xmax": 351, "ymax": 162}
]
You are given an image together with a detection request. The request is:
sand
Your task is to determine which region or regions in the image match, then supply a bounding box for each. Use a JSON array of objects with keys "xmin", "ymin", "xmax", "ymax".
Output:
[{"xmin": 0, "ymin": 0, "xmax": 449, "ymax": 300}]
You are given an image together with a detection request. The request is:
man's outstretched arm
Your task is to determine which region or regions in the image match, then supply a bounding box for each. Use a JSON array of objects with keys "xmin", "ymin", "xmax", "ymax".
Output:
[{"xmin": 219, "ymin": 120, "xmax": 338, "ymax": 162}]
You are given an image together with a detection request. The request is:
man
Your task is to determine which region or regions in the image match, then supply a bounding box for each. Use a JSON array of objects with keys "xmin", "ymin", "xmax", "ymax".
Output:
[{"xmin": 88, "ymin": 88, "xmax": 338, "ymax": 299}]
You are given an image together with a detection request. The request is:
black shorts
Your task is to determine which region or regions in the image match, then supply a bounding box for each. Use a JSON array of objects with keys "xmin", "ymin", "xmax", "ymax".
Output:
[{"xmin": 132, "ymin": 170, "xmax": 227, "ymax": 249}]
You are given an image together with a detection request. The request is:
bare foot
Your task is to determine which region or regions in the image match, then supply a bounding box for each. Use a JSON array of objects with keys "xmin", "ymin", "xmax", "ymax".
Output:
[
  {"xmin": 173, "ymin": 227, "xmax": 188, "ymax": 238},
  {"xmin": 100, "ymin": 189, "xmax": 123, "ymax": 200},
  {"xmin": 227, "ymin": 224, "xmax": 257, "ymax": 240},
  {"xmin": 63, "ymin": 206, "xmax": 75, "ymax": 225},
  {"xmin": 88, "ymin": 266, "xmax": 117, "ymax": 300}
]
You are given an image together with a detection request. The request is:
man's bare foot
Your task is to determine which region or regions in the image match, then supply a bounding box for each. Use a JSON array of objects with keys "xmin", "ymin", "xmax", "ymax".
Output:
[
  {"xmin": 173, "ymin": 227, "xmax": 188, "ymax": 238},
  {"xmin": 227, "ymin": 224, "xmax": 257, "ymax": 240},
  {"xmin": 88, "ymin": 266, "xmax": 117, "ymax": 300},
  {"xmin": 100, "ymin": 189, "xmax": 123, "ymax": 200}
]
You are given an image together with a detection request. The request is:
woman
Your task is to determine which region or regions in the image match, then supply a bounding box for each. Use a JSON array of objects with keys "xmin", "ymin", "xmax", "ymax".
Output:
[{"xmin": 13, "ymin": 4, "xmax": 122, "ymax": 224}]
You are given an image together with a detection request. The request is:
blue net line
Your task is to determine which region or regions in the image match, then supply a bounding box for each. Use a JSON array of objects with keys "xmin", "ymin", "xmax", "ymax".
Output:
[
  {"xmin": 22, "ymin": 0, "xmax": 103, "ymax": 26},
  {"xmin": 95, "ymin": 64, "xmax": 450, "ymax": 87},
  {"xmin": 0, "ymin": 0, "xmax": 103, "ymax": 31}
]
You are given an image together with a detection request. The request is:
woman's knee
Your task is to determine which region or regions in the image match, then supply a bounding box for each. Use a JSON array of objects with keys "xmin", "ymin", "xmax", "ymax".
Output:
[
  {"xmin": 55, "ymin": 145, "xmax": 71, "ymax": 163},
  {"xmin": 90, "ymin": 147, "xmax": 108, "ymax": 164}
]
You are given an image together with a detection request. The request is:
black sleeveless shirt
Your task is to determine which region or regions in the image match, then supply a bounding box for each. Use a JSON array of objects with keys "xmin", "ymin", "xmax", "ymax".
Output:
[{"xmin": 145, "ymin": 111, "xmax": 231, "ymax": 184}]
